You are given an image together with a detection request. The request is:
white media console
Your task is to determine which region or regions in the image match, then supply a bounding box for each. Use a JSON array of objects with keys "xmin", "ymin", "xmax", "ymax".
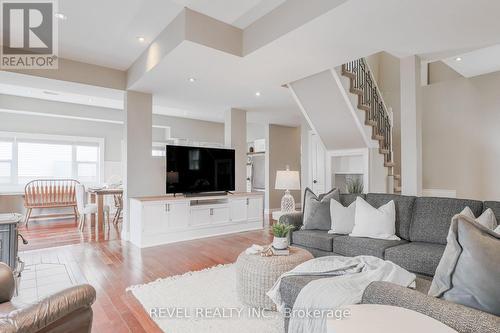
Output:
[{"xmin": 129, "ymin": 192, "xmax": 264, "ymax": 248}]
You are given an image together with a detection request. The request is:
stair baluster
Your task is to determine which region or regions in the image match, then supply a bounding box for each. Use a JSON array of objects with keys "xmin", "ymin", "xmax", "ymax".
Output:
[{"xmin": 341, "ymin": 57, "xmax": 399, "ymax": 192}]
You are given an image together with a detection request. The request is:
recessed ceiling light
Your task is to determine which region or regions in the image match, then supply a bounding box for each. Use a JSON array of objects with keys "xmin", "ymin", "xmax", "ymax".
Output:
[
  {"xmin": 455, "ymin": 57, "xmax": 462, "ymax": 62},
  {"xmin": 137, "ymin": 36, "xmax": 145, "ymax": 43},
  {"xmin": 88, "ymin": 98, "xmax": 93, "ymax": 102},
  {"xmin": 54, "ymin": 13, "xmax": 67, "ymax": 20},
  {"xmin": 255, "ymin": 92, "xmax": 261, "ymax": 97},
  {"xmin": 188, "ymin": 77, "xmax": 196, "ymax": 83}
]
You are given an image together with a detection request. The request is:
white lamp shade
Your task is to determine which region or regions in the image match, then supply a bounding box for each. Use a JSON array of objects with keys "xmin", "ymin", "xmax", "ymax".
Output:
[{"xmin": 275, "ymin": 170, "xmax": 300, "ymax": 190}]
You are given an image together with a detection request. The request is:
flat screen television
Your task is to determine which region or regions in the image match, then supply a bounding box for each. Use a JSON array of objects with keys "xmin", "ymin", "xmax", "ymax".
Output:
[{"xmin": 166, "ymin": 145, "xmax": 235, "ymax": 194}]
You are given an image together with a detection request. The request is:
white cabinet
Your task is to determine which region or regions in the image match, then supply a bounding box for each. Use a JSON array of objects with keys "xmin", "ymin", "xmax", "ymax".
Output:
[
  {"xmin": 142, "ymin": 203, "xmax": 167, "ymax": 235},
  {"xmin": 247, "ymin": 197, "xmax": 263, "ymax": 221},
  {"xmin": 167, "ymin": 202, "xmax": 189, "ymax": 230},
  {"xmin": 190, "ymin": 208, "xmax": 212, "ymax": 226},
  {"xmin": 190, "ymin": 205, "xmax": 230, "ymax": 226},
  {"xmin": 212, "ymin": 207, "xmax": 230, "ymax": 224},
  {"xmin": 130, "ymin": 193, "xmax": 264, "ymax": 248},
  {"xmin": 142, "ymin": 202, "xmax": 189, "ymax": 234},
  {"xmin": 231, "ymin": 199, "xmax": 247, "ymax": 222}
]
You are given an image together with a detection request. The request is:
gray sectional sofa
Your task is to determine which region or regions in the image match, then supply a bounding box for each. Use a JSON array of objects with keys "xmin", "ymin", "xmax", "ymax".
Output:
[
  {"xmin": 279, "ymin": 193, "xmax": 500, "ymax": 333},
  {"xmin": 281, "ymin": 193, "xmax": 499, "ymax": 277}
]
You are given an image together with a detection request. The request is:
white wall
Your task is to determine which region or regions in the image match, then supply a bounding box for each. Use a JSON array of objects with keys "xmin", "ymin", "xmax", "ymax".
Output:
[
  {"xmin": 267, "ymin": 124, "xmax": 301, "ymax": 210},
  {"xmin": 0, "ymin": 94, "xmax": 225, "ymax": 162},
  {"xmin": 428, "ymin": 61, "xmax": 462, "ymax": 85},
  {"xmin": 422, "ymin": 70, "xmax": 500, "ymax": 201},
  {"xmin": 0, "ymin": 94, "xmax": 225, "ymax": 213},
  {"xmin": 400, "ymin": 56, "xmax": 423, "ymax": 196},
  {"xmin": 224, "ymin": 108, "xmax": 247, "ymax": 193},
  {"xmin": 369, "ymin": 148, "xmax": 388, "ymax": 193},
  {"xmin": 247, "ymin": 122, "xmax": 266, "ymax": 142}
]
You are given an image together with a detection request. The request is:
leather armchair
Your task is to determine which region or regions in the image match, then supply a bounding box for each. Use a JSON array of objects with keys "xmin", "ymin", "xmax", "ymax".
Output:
[{"xmin": 0, "ymin": 263, "xmax": 96, "ymax": 333}]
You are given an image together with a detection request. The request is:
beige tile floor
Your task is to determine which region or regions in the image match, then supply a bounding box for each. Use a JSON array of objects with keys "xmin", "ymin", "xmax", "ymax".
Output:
[{"xmin": 13, "ymin": 251, "xmax": 82, "ymax": 304}]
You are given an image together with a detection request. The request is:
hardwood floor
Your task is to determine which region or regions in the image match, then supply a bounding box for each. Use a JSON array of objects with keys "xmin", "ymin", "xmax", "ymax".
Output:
[
  {"xmin": 18, "ymin": 218, "xmax": 273, "ymax": 332},
  {"xmin": 19, "ymin": 217, "xmax": 121, "ymax": 251}
]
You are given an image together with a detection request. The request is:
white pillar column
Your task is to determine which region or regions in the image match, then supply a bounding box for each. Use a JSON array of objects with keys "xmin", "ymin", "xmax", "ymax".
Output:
[
  {"xmin": 122, "ymin": 90, "xmax": 153, "ymax": 240},
  {"xmin": 400, "ymin": 56, "xmax": 423, "ymax": 196},
  {"xmin": 224, "ymin": 108, "xmax": 247, "ymax": 193}
]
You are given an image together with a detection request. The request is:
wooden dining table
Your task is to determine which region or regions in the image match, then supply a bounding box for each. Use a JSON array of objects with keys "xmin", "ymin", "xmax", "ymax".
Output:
[{"xmin": 87, "ymin": 188, "xmax": 123, "ymax": 234}]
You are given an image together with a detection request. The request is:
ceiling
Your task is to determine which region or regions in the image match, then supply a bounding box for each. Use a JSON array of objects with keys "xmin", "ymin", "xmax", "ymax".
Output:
[
  {"xmin": 130, "ymin": 0, "xmax": 500, "ymax": 125},
  {"xmin": 0, "ymin": 71, "xmax": 124, "ymax": 109},
  {"xmin": 442, "ymin": 44, "xmax": 500, "ymax": 78},
  {"xmin": 55, "ymin": 0, "xmax": 285, "ymax": 70},
  {"xmin": 3, "ymin": 0, "xmax": 500, "ymax": 127}
]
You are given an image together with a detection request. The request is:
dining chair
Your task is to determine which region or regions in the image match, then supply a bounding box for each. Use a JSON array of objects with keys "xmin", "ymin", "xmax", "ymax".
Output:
[
  {"xmin": 112, "ymin": 194, "xmax": 123, "ymax": 225},
  {"xmin": 75, "ymin": 184, "xmax": 110, "ymax": 231}
]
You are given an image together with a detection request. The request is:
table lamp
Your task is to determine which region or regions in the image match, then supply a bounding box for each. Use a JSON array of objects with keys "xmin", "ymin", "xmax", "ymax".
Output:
[{"xmin": 275, "ymin": 166, "xmax": 300, "ymax": 212}]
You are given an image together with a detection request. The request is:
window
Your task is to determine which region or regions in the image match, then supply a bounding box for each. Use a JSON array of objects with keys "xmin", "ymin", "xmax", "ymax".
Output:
[
  {"xmin": 0, "ymin": 141, "xmax": 13, "ymax": 184},
  {"xmin": 76, "ymin": 146, "xmax": 99, "ymax": 182},
  {"xmin": 18, "ymin": 142, "xmax": 72, "ymax": 183},
  {"xmin": 0, "ymin": 132, "xmax": 103, "ymax": 191}
]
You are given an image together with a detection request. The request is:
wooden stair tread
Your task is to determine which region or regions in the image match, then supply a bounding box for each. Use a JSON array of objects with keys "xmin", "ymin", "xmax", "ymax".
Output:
[
  {"xmin": 344, "ymin": 58, "xmax": 395, "ymax": 177},
  {"xmin": 350, "ymin": 87, "xmax": 363, "ymax": 95},
  {"xmin": 342, "ymin": 70, "xmax": 356, "ymax": 79},
  {"xmin": 358, "ymin": 104, "xmax": 371, "ymax": 112}
]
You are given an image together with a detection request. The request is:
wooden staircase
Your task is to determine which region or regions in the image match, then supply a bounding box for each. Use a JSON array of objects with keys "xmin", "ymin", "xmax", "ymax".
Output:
[{"xmin": 341, "ymin": 58, "xmax": 401, "ymax": 193}]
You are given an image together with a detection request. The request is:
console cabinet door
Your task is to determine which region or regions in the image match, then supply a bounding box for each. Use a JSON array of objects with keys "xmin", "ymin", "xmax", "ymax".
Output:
[
  {"xmin": 230, "ymin": 199, "xmax": 247, "ymax": 222},
  {"xmin": 167, "ymin": 202, "xmax": 190, "ymax": 230},
  {"xmin": 190, "ymin": 207, "xmax": 212, "ymax": 227},
  {"xmin": 247, "ymin": 197, "xmax": 263, "ymax": 221},
  {"xmin": 143, "ymin": 203, "xmax": 168, "ymax": 235},
  {"xmin": 211, "ymin": 207, "xmax": 230, "ymax": 224}
]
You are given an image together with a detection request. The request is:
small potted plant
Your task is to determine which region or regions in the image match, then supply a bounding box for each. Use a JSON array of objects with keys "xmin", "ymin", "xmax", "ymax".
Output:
[
  {"xmin": 346, "ymin": 177, "xmax": 364, "ymax": 194},
  {"xmin": 272, "ymin": 223, "xmax": 294, "ymax": 250}
]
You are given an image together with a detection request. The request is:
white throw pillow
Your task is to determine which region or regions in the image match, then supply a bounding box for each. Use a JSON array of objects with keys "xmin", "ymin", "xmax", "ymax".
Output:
[
  {"xmin": 459, "ymin": 207, "xmax": 498, "ymax": 230},
  {"xmin": 328, "ymin": 199, "xmax": 356, "ymax": 235},
  {"xmin": 350, "ymin": 197, "xmax": 400, "ymax": 240},
  {"xmin": 495, "ymin": 225, "xmax": 500, "ymax": 235}
]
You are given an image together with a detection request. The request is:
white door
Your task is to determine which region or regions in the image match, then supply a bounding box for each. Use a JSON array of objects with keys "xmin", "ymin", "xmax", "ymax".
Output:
[
  {"xmin": 167, "ymin": 202, "xmax": 190, "ymax": 230},
  {"xmin": 310, "ymin": 132, "xmax": 326, "ymax": 194},
  {"xmin": 211, "ymin": 207, "xmax": 230, "ymax": 224},
  {"xmin": 230, "ymin": 199, "xmax": 247, "ymax": 222},
  {"xmin": 143, "ymin": 203, "xmax": 168, "ymax": 235},
  {"xmin": 190, "ymin": 207, "xmax": 212, "ymax": 227}
]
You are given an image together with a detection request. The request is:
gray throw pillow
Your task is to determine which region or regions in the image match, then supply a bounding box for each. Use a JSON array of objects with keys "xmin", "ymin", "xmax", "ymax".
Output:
[
  {"xmin": 429, "ymin": 214, "xmax": 500, "ymax": 316},
  {"xmin": 302, "ymin": 187, "xmax": 340, "ymax": 230}
]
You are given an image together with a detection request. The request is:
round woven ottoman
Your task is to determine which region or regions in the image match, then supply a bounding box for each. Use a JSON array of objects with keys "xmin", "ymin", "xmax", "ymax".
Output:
[{"xmin": 235, "ymin": 246, "xmax": 313, "ymax": 310}]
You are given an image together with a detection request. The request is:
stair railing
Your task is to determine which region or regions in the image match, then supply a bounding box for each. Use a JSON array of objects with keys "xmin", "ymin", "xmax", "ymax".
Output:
[{"xmin": 343, "ymin": 58, "xmax": 393, "ymax": 167}]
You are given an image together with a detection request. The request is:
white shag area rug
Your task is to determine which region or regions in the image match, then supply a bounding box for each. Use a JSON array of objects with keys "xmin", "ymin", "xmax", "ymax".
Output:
[{"xmin": 127, "ymin": 264, "xmax": 284, "ymax": 333}]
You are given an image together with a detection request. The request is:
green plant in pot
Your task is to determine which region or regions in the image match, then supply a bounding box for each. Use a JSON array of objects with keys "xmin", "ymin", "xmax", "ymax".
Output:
[
  {"xmin": 346, "ymin": 177, "xmax": 364, "ymax": 194},
  {"xmin": 272, "ymin": 222, "xmax": 294, "ymax": 250}
]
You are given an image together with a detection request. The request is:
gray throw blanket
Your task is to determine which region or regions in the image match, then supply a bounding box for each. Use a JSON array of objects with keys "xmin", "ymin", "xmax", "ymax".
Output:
[{"xmin": 267, "ymin": 255, "xmax": 416, "ymax": 333}]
